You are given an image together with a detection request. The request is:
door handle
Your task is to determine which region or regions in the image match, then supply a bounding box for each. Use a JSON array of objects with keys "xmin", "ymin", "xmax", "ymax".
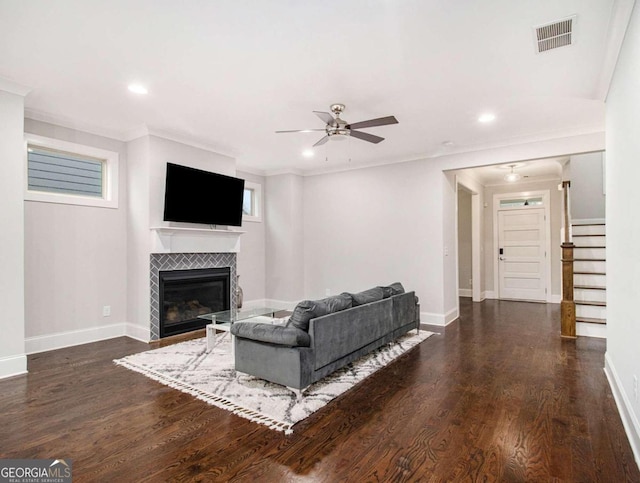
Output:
[{"xmin": 499, "ymin": 256, "xmax": 505, "ymax": 261}]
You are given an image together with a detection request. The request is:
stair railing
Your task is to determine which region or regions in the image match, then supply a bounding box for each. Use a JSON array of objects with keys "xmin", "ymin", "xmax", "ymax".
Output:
[{"xmin": 561, "ymin": 181, "xmax": 576, "ymax": 338}]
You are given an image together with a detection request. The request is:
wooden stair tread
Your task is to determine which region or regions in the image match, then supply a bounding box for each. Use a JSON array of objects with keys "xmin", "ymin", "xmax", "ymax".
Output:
[
  {"xmin": 572, "ymin": 223, "xmax": 606, "ymax": 226},
  {"xmin": 575, "ymin": 300, "xmax": 606, "ymax": 307},
  {"xmin": 574, "ymin": 246, "xmax": 606, "ymax": 249},
  {"xmin": 573, "ymin": 234, "xmax": 605, "ymax": 237},
  {"xmin": 576, "ymin": 316, "xmax": 607, "ymax": 325},
  {"xmin": 574, "ymin": 271, "xmax": 606, "ymax": 275},
  {"xmin": 574, "ymin": 285, "xmax": 606, "ymax": 290},
  {"xmin": 574, "ymin": 258, "xmax": 606, "ymax": 261}
]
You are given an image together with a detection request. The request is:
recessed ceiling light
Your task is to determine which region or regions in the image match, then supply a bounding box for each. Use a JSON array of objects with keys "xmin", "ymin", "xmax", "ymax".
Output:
[
  {"xmin": 302, "ymin": 149, "xmax": 314, "ymax": 158},
  {"xmin": 128, "ymin": 84, "xmax": 148, "ymax": 95},
  {"xmin": 478, "ymin": 113, "xmax": 496, "ymax": 123}
]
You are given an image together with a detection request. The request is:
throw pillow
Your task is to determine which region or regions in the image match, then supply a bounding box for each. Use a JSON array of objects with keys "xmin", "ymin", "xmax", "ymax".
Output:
[
  {"xmin": 350, "ymin": 287, "xmax": 384, "ymax": 306},
  {"xmin": 378, "ymin": 286, "xmax": 393, "ymax": 298},
  {"xmin": 287, "ymin": 293, "xmax": 352, "ymax": 331},
  {"xmin": 389, "ymin": 282, "xmax": 405, "ymax": 295}
]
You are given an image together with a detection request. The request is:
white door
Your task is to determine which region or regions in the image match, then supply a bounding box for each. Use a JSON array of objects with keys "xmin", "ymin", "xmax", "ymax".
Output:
[{"xmin": 498, "ymin": 208, "xmax": 547, "ymax": 301}]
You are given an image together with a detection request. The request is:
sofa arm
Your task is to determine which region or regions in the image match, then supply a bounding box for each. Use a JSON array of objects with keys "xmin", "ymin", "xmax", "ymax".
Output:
[{"xmin": 230, "ymin": 322, "xmax": 311, "ymax": 347}]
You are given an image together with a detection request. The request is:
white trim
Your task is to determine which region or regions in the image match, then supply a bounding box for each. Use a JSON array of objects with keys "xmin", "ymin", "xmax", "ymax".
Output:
[
  {"xmin": 24, "ymin": 133, "xmax": 119, "ymax": 209},
  {"xmin": 0, "ymin": 76, "xmax": 31, "ymax": 96},
  {"xmin": 576, "ymin": 322, "xmax": 607, "ymax": 338},
  {"xmin": 421, "ymin": 307, "xmax": 459, "ymax": 327},
  {"xmin": 484, "ymin": 290, "xmax": 496, "ymax": 299},
  {"xmin": 0, "ymin": 354, "xmax": 28, "ymax": 380},
  {"xmin": 551, "ymin": 294, "xmax": 561, "ymax": 304},
  {"xmin": 458, "ymin": 289, "xmax": 472, "ymax": 297},
  {"xmin": 604, "ymin": 352, "xmax": 640, "ymax": 469},
  {"xmin": 125, "ymin": 323, "xmax": 151, "ymax": 343},
  {"xmin": 493, "ymin": 190, "xmax": 553, "ymax": 302},
  {"xmin": 25, "ymin": 323, "xmax": 129, "ymax": 354}
]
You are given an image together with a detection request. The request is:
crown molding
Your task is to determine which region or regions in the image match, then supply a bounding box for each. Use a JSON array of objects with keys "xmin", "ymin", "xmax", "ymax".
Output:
[
  {"xmin": 0, "ymin": 76, "xmax": 31, "ymax": 96},
  {"xmin": 25, "ymin": 109, "xmax": 128, "ymax": 141}
]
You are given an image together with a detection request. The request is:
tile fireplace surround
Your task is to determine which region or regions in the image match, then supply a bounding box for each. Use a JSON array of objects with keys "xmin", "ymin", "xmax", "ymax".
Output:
[{"xmin": 149, "ymin": 253, "xmax": 237, "ymax": 340}]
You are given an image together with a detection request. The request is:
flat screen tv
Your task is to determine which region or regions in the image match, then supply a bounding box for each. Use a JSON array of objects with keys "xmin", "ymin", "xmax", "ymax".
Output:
[{"xmin": 163, "ymin": 163, "xmax": 245, "ymax": 227}]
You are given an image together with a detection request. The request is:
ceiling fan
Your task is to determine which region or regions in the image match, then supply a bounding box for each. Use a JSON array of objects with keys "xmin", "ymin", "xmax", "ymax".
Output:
[{"xmin": 276, "ymin": 103, "xmax": 398, "ymax": 147}]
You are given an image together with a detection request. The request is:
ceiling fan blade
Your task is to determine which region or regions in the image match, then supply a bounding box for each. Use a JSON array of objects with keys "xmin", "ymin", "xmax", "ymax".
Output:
[
  {"xmin": 350, "ymin": 130, "xmax": 385, "ymax": 144},
  {"xmin": 275, "ymin": 128, "xmax": 326, "ymax": 133},
  {"xmin": 313, "ymin": 135, "xmax": 330, "ymax": 147},
  {"xmin": 313, "ymin": 111, "xmax": 335, "ymax": 125},
  {"xmin": 347, "ymin": 116, "xmax": 398, "ymax": 130}
]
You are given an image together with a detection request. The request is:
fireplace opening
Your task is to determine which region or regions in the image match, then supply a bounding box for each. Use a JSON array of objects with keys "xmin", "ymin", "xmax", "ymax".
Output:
[{"xmin": 159, "ymin": 267, "xmax": 230, "ymax": 338}]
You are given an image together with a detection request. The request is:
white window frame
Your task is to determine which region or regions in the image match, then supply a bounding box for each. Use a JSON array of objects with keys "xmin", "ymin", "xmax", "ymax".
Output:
[
  {"xmin": 242, "ymin": 181, "xmax": 262, "ymax": 223},
  {"xmin": 24, "ymin": 134, "xmax": 119, "ymax": 209}
]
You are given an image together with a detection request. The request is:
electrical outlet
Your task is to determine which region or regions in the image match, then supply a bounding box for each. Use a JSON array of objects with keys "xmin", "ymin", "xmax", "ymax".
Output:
[
  {"xmin": 102, "ymin": 305, "xmax": 111, "ymax": 317},
  {"xmin": 444, "ymin": 246, "xmax": 449, "ymax": 256},
  {"xmin": 634, "ymin": 375, "xmax": 638, "ymax": 402}
]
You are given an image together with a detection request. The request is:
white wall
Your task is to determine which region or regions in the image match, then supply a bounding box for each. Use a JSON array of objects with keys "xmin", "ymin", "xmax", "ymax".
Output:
[
  {"xmin": 570, "ymin": 151, "xmax": 606, "ymax": 220},
  {"xmin": 302, "ymin": 160, "xmax": 448, "ymax": 323},
  {"xmin": 23, "ymin": 119, "xmax": 129, "ymax": 353},
  {"xmin": 605, "ymin": 0, "xmax": 640, "ymax": 465},
  {"xmin": 265, "ymin": 174, "xmax": 305, "ymax": 303},
  {"xmin": 236, "ymin": 171, "xmax": 266, "ymax": 303},
  {"xmin": 457, "ymin": 188, "xmax": 472, "ymax": 294},
  {"xmin": 0, "ymin": 88, "xmax": 27, "ymax": 377},
  {"xmin": 482, "ymin": 179, "xmax": 562, "ymax": 298}
]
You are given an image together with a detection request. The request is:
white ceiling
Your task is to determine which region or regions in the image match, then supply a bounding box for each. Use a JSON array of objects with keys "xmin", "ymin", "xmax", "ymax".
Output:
[{"xmin": 0, "ymin": 0, "xmax": 622, "ymax": 175}]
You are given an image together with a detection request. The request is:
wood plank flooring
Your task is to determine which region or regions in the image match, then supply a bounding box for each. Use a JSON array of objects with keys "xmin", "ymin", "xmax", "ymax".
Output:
[{"xmin": 1, "ymin": 299, "xmax": 638, "ymax": 482}]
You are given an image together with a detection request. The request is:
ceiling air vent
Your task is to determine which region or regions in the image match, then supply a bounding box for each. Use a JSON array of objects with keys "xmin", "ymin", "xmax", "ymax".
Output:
[{"xmin": 534, "ymin": 15, "xmax": 576, "ymax": 53}]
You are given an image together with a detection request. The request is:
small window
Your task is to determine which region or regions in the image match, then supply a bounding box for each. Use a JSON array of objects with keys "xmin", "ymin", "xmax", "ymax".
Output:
[
  {"xmin": 24, "ymin": 134, "xmax": 119, "ymax": 209},
  {"xmin": 242, "ymin": 181, "xmax": 262, "ymax": 222},
  {"xmin": 499, "ymin": 197, "xmax": 543, "ymax": 208},
  {"xmin": 28, "ymin": 146, "xmax": 104, "ymax": 198}
]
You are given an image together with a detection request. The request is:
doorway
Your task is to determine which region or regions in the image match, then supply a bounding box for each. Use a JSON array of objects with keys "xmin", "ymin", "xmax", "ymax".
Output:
[{"xmin": 494, "ymin": 191, "xmax": 552, "ymax": 302}]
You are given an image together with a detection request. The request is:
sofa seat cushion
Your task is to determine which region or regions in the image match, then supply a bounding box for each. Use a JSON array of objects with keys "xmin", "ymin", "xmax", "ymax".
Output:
[
  {"xmin": 287, "ymin": 294, "xmax": 352, "ymax": 332},
  {"xmin": 350, "ymin": 287, "xmax": 384, "ymax": 306},
  {"xmin": 231, "ymin": 322, "xmax": 311, "ymax": 347}
]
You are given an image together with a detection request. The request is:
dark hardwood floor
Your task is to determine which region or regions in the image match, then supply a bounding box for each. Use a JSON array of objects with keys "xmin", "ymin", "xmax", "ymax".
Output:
[{"xmin": 1, "ymin": 299, "xmax": 638, "ymax": 482}]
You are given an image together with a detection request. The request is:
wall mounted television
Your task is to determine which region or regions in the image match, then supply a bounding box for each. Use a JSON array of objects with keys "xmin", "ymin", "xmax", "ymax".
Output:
[{"xmin": 163, "ymin": 162, "xmax": 245, "ymax": 227}]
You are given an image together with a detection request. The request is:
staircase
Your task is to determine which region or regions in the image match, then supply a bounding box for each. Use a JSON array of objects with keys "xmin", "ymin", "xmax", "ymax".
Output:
[{"xmin": 572, "ymin": 222, "xmax": 606, "ymax": 338}]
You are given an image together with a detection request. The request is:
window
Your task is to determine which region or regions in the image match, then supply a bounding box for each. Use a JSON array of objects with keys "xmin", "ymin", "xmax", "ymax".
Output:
[
  {"xmin": 499, "ymin": 197, "xmax": 543, "ymax": 208},
  {"xmin": 242, "ymin": 181, "xmax": 262, "ymax": 222},
  {"xmin": 24, "ymin": 134, "xmax": 119, "ymax": 208}
]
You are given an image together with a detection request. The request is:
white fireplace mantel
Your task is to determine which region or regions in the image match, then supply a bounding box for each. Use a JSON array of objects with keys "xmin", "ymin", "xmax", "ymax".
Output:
[{"xmin": 150, "ymin": 226, "xmax": 245, "ymax": 253}]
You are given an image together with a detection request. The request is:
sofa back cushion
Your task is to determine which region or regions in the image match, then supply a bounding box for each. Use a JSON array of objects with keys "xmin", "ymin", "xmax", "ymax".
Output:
[
  {"xmin": 350, "ymin": 287, "xmax": 384, "ymax": 306},
  {"xmin": 311, "ymin": 298, "xmax": 394, "ymax": 370},
  {"xmin": 288, "ymin": 293, "xmax": 352, "ymax": 332},
  {"xmin": 389, "ymin": 282, "xmax": 405, "ymax": 295}
]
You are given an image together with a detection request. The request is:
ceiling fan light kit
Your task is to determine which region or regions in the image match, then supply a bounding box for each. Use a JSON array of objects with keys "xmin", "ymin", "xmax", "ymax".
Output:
[{"xmin": 276, "ymin": 103, "xmax": 398, "ymax": 148}]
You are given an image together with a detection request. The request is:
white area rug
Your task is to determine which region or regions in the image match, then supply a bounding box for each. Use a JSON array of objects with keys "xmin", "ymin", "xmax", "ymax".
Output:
[{"xmin": 114, "ymin": 329, "xmax": 433, "ymax": 434}]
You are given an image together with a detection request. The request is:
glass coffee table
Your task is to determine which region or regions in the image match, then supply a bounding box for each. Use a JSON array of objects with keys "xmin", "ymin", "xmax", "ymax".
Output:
[{"xmin": 198, "ymin": 307, "xmax": 283, "ymax": 353}]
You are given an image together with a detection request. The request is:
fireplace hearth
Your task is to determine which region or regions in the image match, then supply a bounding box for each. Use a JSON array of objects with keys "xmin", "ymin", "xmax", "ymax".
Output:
[{"xmin": 159, "ymin": 267, "xmax": 230, "ymax": 338}]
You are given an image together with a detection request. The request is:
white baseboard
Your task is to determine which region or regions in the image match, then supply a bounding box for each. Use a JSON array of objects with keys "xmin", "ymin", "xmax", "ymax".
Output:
[
  {"xmin": 261, "ymin": 299, "xmax": 298, "ymax": 311},
  {"xmin": 458, "ymin": 289, "xmax": 472, "ymax": 297},
  {"xmin": 577, "ymin": 322, "xmax": 607, "ymax": 338},
  {"xmin": 550, "ymin": 294, "xmax": 561, "ymax": 304},
  {"xmin": 604, "ymin": 352, "xmax": 640, "ymax": 470},
  {"xmin": 25, "ymin": 323, "xmax": 129, "ymax": 354},
  {"xmin": 421, "ymin": 307, "xmax": 459, "ymax": 327},
  {"xmin": 484, "ymin": 290, "xmax": 496, "ymax": 299},
  {"xmin": 0, "ymin": 354, "xmax": 28, "ymax": 379},
  {"xmin": 125, "ymin": 323, "xmax": 150, "ymax": 342}
]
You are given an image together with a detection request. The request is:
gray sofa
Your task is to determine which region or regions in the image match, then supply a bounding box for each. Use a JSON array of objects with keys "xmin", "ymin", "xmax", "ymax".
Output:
[{"xmin": 230, "ymin": 283, "xmax": 420, "ymax": 393}]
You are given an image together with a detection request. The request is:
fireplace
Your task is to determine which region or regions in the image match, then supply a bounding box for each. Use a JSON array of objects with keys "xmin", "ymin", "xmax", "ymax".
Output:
[{"xmin": 159, "ymin": 267, "xmax": 230, "ymax": 338}]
